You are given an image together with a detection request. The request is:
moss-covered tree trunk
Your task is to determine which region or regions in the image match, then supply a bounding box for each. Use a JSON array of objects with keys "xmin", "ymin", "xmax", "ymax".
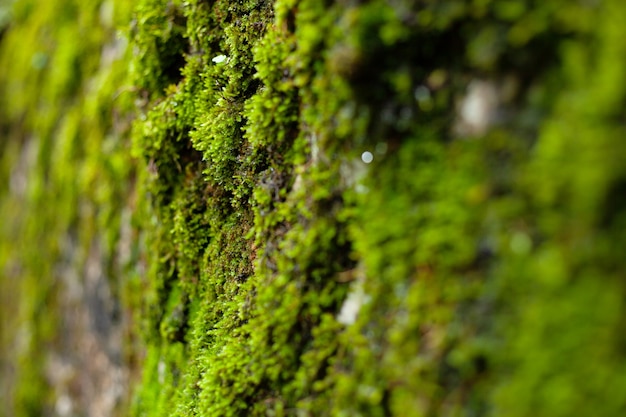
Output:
[{"xmin": 2, "ymin": 0, "xmax": 626, "ymax": 416}]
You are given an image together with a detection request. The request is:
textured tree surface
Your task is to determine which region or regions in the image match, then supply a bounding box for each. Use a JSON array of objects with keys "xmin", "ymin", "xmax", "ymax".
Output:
[{"xmin": 2, "ymin": 1, "xmax": 626, "ymax": 416}]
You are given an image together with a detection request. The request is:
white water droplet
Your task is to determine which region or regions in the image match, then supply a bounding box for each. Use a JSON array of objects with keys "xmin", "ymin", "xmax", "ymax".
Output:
[
  {"xmin": 361, "ymin": 151, "xmax": 374, "ymax": 164},
  {"xmin": 212, "ymin": 54, "xmax": 227, "ymax": 64}
]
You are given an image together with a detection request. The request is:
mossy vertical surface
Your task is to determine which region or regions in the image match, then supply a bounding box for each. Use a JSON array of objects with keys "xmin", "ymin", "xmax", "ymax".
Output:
[
  {"xmin": 0, "ymin": 0, "xmax": 135, "ymax": 415},
  {"xmin": 2, "ymin": 0, "xmax": 626, "ymax": 416}
]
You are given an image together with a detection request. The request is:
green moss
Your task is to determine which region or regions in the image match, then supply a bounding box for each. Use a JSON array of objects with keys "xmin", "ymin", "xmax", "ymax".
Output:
[
  {"xmin": 3, "ymin": 0, "xmax": 626, "ymax": 416},
  {"xmin": 99, "ymin": 0, "xmax": 626, "ymax": 414},
  {"xmin": 0, "ymin": 0, "xmax": 135, "ymax": 415}
]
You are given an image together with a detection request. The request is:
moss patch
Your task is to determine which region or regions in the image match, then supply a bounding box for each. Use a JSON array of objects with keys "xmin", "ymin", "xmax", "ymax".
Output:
[{"xmin": 3, "ymin": 0, "xmax": 626, "ymax": 416}]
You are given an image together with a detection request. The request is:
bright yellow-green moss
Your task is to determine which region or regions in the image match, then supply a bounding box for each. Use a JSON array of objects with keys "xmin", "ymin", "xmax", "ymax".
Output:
[
  {"xmin": 0, "ymin": 0, "xmax": 134, "ymax": 415},
  {"xmin": 2, "ymin": 0, "xmax": 626, "ymax": 416}
]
